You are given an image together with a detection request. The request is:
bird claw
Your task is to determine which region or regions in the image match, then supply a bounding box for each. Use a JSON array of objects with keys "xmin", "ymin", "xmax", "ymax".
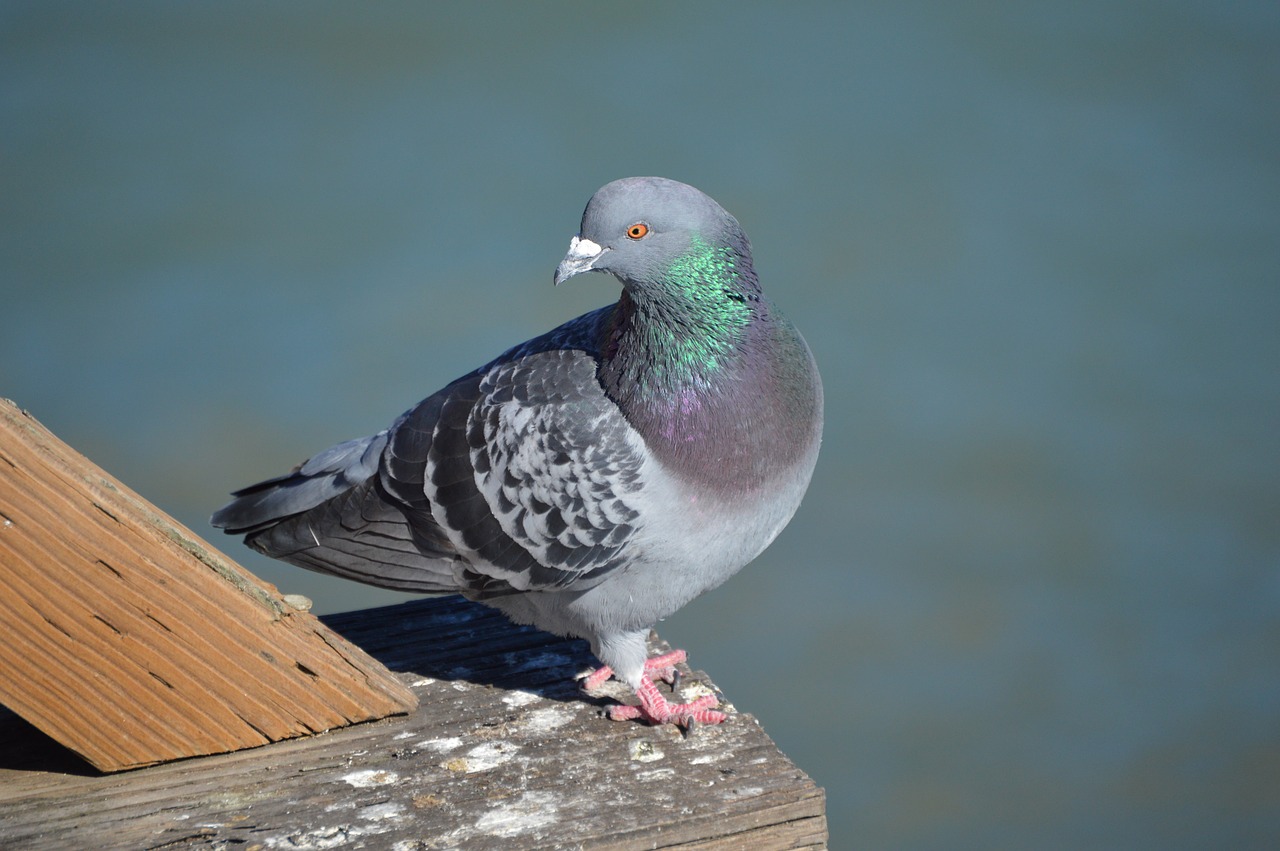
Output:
[
  {"xmin": 606, "ymin": 674, "xmax": 727, "ymax": 727},
  {"xmin": 583, "ymin": 649, "xmax": 725, "ymax": 727},
  {"xmin": 645, "ymin": 648, "xmax": 687, "ymax": 684},
  {"xmin": 581, "ymin": 648, "xmax": 689, "ymax": 692},
  {"xmin": 580, "ymin": 665, "xmax": 613, "ymax": 692},
  {"xmin": 606, "ymin": 698, "xmax": 726, "ymax": 727}
]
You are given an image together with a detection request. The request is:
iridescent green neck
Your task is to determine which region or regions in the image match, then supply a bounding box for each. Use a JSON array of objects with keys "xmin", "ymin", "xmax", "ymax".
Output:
[{"xmin": 600, "ymin": 234, "xmax": 760, "ymax": 403}]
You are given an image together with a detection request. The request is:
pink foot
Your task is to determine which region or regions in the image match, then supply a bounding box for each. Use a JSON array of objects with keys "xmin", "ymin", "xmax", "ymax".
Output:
[
  {"xmin": 581, "ymin": 648, "xmax": 687, "ymax": 692},
  {"xmin": 607, "ymin": 675, "xmax": 727, "ymax": 727}
]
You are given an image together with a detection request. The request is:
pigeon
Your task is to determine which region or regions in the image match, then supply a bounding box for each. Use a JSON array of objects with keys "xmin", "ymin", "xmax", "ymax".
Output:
[{"xmin": 212, "ymin": 177, "xmax": 823, "ymax": 727}]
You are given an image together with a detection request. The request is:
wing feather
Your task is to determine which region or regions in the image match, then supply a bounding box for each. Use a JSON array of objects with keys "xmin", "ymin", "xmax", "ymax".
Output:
[{"xmin": 213, "ymin": 305, "xmax": 643, "ymax": 600}]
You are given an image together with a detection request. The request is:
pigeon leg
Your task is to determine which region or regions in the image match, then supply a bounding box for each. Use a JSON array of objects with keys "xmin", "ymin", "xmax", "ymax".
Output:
[
  {"xmin": 608, "ymin": 674, "xmax": 727, "ymax": 726},
  {"xmin": 581, "ymin": 648, "xmax": 687, "ymax": 691}
]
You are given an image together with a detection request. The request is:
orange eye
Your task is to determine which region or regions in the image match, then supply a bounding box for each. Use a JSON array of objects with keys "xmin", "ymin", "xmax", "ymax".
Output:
[{"xmin": 626, "ymin": 222, "xmax": 649, "ymax": 239}]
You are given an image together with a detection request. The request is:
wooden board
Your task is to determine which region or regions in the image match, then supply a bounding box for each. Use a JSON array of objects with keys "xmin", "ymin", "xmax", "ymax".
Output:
[
  {"xmin": 0, "ymin": 596, "xmax": 828, "ymax": 849},
  {"xmin": 0, "ymin": 399, "xmax": 418, "ymax": 772}
]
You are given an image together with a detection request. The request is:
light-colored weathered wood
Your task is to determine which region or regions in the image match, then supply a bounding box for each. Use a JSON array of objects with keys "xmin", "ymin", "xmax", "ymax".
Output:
[
  {"xmin": 0, "ymin": 399, "xmax": 418, "ymax": 772},
  {"xmin": 0, "ymin": 597, "xmax": 828, "ymax": 849}
]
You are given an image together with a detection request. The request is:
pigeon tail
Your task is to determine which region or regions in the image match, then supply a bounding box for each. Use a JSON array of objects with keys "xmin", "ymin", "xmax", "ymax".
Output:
[
  {"xmin": 210, "ymin": 432, "xmax": 388, "ymax": 535},
  {"xmin": 212, "ymin": 431, "xmax": 462, "ymax": 593}
]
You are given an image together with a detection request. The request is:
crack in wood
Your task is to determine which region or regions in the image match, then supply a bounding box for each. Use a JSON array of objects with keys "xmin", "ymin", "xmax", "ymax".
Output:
[
  {"xmin": 92, "ymin": 613, "xmax": 123, "ymax": 635},
  {"xmin": 91, "ymin": 502, "xmax": 121, "ymax": 523},
  {"xmin": 95, "ymin": 558, "xmax": 123, "ymax": 578}
]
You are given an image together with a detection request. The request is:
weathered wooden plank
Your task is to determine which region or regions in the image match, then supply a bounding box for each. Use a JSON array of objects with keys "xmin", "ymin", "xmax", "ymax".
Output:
[
  {"xmin": 0, "ymin": 399, "xmax": 418, "ymax": 772},
  {"xmin": 0, "ymin": 597, "xmax": 828, "ymax": 849}
]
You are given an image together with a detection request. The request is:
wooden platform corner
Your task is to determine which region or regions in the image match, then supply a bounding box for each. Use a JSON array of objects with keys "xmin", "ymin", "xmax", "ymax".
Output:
[{"xmin": 0, "ymin": 597, "xmax": 828, "ymax": 849}]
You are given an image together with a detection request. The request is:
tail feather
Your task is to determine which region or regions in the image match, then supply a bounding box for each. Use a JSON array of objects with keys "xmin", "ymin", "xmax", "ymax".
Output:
[
  {"xmin": 211, "ymin": 433, "xmax": 389, "ymax": 535},
  {"xmin": 211, "ymin": 431, "xmax": 462, "ymax": 594}
]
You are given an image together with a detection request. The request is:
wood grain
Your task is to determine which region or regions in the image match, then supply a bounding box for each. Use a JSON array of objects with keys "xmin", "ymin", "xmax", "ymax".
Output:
[{"xmin": 0, "ymin": 399, "xmax": 417, "ymax": 772}]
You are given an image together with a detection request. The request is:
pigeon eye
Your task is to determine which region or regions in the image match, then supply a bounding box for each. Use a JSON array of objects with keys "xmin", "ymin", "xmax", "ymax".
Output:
[{"xmin": 626, "ymin": 223, "xmax": 650, "ymax": 240}]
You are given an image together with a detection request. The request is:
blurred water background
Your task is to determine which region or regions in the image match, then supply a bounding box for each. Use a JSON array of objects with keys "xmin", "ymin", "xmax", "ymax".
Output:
[{"xmin": 2, "ymin": 2, "xmax": 1277, "ymax": 847}]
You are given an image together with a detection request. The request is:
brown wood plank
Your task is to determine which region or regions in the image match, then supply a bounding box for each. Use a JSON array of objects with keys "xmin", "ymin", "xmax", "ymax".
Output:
[
  {"xmin": 0, "ymin": 399, "xmax": 417, "ymax": 772},
  {"xmin": 0, "ymin": 597, "xmax": 828, "ymax": 849}
]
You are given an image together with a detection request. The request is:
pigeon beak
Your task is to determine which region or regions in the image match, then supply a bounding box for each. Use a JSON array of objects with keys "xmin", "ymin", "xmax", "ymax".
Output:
[{"xmin": 553, "ymin": 236, "xmax": 606, "ymax": 286}]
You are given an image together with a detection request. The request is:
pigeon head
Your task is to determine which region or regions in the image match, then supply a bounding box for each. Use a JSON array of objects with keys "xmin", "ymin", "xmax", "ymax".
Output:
[
  {"xmin": 553, "ymin": 177, "xmax": 759, "ymax": 303},
  {"xmin": 557, "ymin": 177, "xmax": 784, "ymax": 421}
]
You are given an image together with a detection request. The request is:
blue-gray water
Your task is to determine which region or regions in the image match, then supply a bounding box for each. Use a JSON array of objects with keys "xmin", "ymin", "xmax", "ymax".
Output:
[{"xmin": 2, "ymin": 3, "xmax": 1277, "ymax": 847}]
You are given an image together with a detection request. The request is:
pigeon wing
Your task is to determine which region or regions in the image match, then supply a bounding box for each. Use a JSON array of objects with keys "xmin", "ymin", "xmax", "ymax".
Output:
[{"xmin": 384, "ymin": 338, "xmax": 645, "ymax": 599}]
